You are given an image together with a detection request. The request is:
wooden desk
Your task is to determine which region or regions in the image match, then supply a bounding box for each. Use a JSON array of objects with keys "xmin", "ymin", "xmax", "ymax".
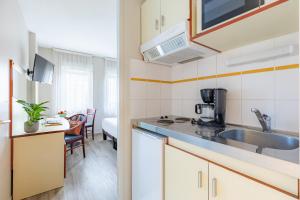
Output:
[{"xmin": 12, "ymin": 118, "xmax": 69, "ymax": 200}]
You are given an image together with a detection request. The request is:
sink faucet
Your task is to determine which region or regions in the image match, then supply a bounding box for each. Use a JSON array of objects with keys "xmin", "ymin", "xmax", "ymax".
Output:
[{"xmin": 251, "ymin": 108, "xmax": 271, "ymax": 132}]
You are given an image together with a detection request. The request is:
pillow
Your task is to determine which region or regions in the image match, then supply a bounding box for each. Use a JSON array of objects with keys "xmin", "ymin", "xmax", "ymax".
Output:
[{"xmin": 65, "ymin": 120, "xmax": 82, "ymax": 135}]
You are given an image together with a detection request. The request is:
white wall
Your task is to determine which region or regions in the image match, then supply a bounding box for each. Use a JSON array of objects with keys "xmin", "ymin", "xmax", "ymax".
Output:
[
  {"xmin": 118, "ymin": 0, "xmax": 144, "ymax": 199},
  {"xmin": 0, "ymin": 0, "xmax": 29, "ymax": 199},
  {"xmin": 37, "ymin": 47, "xmax": 53, "ymax": 116},
  {"xmin": 93, "ymin": 57, "xmax": 106, "ymax": 132},
  {"xmin": 129, "ymin": 32, "xmax": 299, "ymax": 133}
]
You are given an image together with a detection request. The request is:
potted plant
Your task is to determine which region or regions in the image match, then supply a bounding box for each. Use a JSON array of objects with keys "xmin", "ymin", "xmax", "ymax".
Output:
[{"xmin": 17, "ymin": 100, "xmax": 49, "ymax": 133}]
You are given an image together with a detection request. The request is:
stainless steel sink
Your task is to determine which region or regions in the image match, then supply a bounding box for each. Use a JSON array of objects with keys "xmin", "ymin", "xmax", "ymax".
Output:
[{"xmin": 219, "ymin": 129, "xmax": 299, "ymax": 152}]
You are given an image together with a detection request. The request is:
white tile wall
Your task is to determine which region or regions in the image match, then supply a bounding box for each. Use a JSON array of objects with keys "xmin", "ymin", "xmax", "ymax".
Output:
[
  {"xmin": 171, "ymin": 99, "xmax": 183, "ymax": 116},
  {"xmin": 172, "ymin": 64, "xmax": 184, "ymax": 80},
  {"xmin": 275, "ymin": 69, "xmax": 299, "ymax": 100},
  {"xmin": 130, "ymin": 81, "xmax": 146, "ymax": 99},
  {"xmin": 161, "ymin": 100, "xmax": 172, "ymax": 116},
  {"xmin": 130, "ymin": 99, "xmax": 146, "ymax": 119},
  {"xmin": 198, "ymin": 55, "xmax": 217, "ymax": 77},
  {"xmin": 146, "ymin": 99, "xmax": 161, "ymax": 117},
  {"xmin": 226, "ymin": 99, "xmax": 242, "ymax": 124},
  {"xmin": 146, "ymin": 82, "xmax": 161, "ymax": 99},
  {"xmin": 182, "ymin": 99, "xmax": 199, "ymax": 119},
  {"xmin": 275, "ymin": 100, "xmax": 299, "ymax": 132},
  {"xmin": 181, "ymin": 82, "xmax": 198, "ymax": 100},
  {"xmin": 217, "ymin": 76, "xmax": 242, "ymax": 99},
  {"xmin": 217, "ymin": 38, "xmax": 275, "ymax": 74},
  {"xmin": 129, "ymin": 59, "xmax": 172, "ymax": 119},
  {"xmin": 129, "ymin": 33, "xmax": 299, "ymax": 132},
  {"xmin": 161, "ymin": 84, "xmax": 172, "ymax": 99},
  {"xmin": 130, "ymin": 59, "xmax": 146, "ymax": 78},
  {"xmin": 242, "ymin": 72, "xmax": 275, "ymax": 100},
  {"xmin": 182, "ymin": 60, "xmax": 198, "ymax": 79}
]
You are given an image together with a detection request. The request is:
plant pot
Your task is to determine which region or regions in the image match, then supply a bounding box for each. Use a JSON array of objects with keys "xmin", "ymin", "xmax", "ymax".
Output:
[{"xmin": 24, "ymin": 121, "xmax": 39, "ymax": 133}]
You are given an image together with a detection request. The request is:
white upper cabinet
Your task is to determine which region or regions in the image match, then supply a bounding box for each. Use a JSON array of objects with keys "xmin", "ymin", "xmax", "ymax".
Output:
[
  {"xmin": 141, "ymin": 0, "xmax": 190, "ymax": 43},
  {"xmin": 160, "ymin": 0, "xmax": 189, "ymax": 32},
  {"xmin": 165, "ymin": 145, "xmax": 209, "ymax": 200},
  {"xmin": 192, "ymin": 0, "xmax": 299, "ymax": 51},
  {"xmin": 141, "ymin": 0, "xmax": 161, "ymax": 44}
]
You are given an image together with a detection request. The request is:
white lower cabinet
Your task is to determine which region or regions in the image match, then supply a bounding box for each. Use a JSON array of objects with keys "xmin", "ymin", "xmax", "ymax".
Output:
[
  {"xmin": 165, "ymin": 145, "xmax": 209, "ymax": 200},
  {"xmin": 209, "ymin": 163, "xmax": 296, "ymax": 200},
  {"xmin": 165, "ymin": 145, "xmax": 297, "ymax": 200}
]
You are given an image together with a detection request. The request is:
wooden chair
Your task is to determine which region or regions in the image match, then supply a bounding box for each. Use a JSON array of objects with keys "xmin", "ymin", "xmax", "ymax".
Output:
[
  {"xmin": 85, "ymin": 108, "xmax": 96, "ymax": 140},
  {"xmin": 64, "ymin": 114, "xmax": 87, "ymax": 177}
]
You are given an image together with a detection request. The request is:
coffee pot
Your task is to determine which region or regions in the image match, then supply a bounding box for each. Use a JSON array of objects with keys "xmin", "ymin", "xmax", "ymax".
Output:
[{"xmin": 195, "ymin": 88, "xmax": 227, "ymax": 127}]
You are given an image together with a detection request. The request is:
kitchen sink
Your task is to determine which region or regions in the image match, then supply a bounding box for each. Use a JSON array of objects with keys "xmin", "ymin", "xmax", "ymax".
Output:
[{"xmin": 219, "ymin": 129, "xmax": 299, "ymax": 152}]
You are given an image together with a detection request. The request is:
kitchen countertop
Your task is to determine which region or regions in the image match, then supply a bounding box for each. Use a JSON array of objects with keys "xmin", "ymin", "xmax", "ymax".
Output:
[
  {"xmin": 12, "ymin": 118, "xmax": 70, "ymax": 138},
  {"xmin": 135, "ymin": 116, "xmax": 300, "ymax": 178}
]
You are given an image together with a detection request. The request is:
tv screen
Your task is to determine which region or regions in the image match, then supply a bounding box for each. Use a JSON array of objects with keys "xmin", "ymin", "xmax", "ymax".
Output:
[{"xmin": 32, "ymin": 54, "xmax": 54, "ymax": 84}]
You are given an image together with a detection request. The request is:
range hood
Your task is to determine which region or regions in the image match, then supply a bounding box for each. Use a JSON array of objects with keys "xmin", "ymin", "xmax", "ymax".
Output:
[{"xmin": 140, "ymin": 22, "xmax": 218, "ymax": 66}]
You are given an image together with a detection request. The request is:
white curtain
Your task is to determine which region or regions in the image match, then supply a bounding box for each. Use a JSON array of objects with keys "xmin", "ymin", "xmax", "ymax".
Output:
[
  {"xmin": 104, "ymin": 58, "xmax": 117, "ymax": 117},
  {"xmin": 52, "ymin": 50, "xmax": 93, "ymax": 115}
]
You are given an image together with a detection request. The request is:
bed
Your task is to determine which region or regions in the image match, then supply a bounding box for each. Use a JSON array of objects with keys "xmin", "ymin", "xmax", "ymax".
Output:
[{"xmin": 102, "ymin": 118, "xmax": 118, "ymax": 150}]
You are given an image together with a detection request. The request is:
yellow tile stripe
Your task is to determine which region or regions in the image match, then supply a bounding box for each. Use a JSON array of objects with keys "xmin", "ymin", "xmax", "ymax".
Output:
[
  {"xmin": 216, "ymin": 72, "xmax": 241, "ymax": 78},
  {"xmin": 130, "ymin": 64, "xmax": 299, "ymax": 84},
  {"xmin": 173, "ymin": 77, "xmax": 198, "ymax": 83},
  {"xmin": 241, "ymin": 67, "xmax": 274, "ymax": 75},
  {"xmin": 275, "ymin": 64, "xmax": 299, "ymax": 71},
  {"xmin": 130, "ymin": 77, "xmax": 173, "ymax": 84}
]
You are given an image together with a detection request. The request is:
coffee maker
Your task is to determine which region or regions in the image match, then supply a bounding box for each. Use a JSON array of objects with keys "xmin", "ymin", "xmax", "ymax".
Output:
[{"xmin": 195, "ymin": 88, "xmax": 227, "ymax": 127}]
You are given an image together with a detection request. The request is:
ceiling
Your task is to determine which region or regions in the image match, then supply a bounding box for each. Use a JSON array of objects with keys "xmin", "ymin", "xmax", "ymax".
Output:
[{"xmin": 18, "ymin": 0, "xmax": 117, "ymax": 58}]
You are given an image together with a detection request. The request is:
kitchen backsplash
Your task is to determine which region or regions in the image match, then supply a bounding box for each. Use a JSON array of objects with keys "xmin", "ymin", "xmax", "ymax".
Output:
[{"xmin": 130, "ymin": 32, "xmax": 299, "ymax": 132}]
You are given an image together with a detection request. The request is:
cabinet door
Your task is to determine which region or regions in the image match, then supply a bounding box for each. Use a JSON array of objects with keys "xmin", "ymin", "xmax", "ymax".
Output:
[
  {"xmin": 209, "ymin": 164, "xmax": 296, "ymax": 200},
  {"xmin": 160, "ymin": 0, "xmax": 189, "ymax": 32},
  {"xmin": 141, "ymin": 0, "xmax": 161, "ymax": 43},
  {"xmin": 165, "ymin": 145, "xmax": 209, "ymax": 200}
]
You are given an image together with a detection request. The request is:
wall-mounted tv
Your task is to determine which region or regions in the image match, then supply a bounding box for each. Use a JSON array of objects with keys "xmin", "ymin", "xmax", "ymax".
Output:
[{"xmin": 32, "ymin": 54, "xmax": 54, "ymax": 84}]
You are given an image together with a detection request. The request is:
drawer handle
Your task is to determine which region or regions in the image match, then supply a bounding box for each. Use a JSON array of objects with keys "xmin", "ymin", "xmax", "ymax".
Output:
[
  {"xmin": 212, "ymin": 178, "xmax": 217, "ymax": 197},
  {"xmin": 161, "ymin": 15, "xmax": 165, "ymax": 27},
  {"xmin": 155, "ymin": 19, "xmax": 159, "ymax": 30},
  {"xmin": 198, "ymin": 171, "xmax": 203, "ymax": 188}
]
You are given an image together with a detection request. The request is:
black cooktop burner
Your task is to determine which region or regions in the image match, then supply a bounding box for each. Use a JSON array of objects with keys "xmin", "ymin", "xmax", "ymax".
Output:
[
  {"xmin": 175, "ymin": 117, "xmax": 191, "ymax": 123},
  {"xmin": 157, "ymin": 119, "xmax": 174, "ymax": 125}
]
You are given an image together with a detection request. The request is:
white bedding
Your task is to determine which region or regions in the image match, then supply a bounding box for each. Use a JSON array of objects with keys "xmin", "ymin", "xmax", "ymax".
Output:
[{"xmin": 102, "ymin": 118, "xmax": 118, "ymax": 139}]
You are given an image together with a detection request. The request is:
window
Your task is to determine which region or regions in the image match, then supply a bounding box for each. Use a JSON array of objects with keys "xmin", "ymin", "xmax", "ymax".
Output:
[
  {"xmin": 60, "ymin": 64, "xmax": 93, "ymax": 114},
  {"xmin": 52, "ymin": 51, "xmax": 93, "ymax": 115}
]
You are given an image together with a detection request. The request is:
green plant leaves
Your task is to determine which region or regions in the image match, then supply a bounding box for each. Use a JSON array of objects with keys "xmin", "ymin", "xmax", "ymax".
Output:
[{"xmin": 17, "ymin": 100, "xmax": 49, "ymax": 123}]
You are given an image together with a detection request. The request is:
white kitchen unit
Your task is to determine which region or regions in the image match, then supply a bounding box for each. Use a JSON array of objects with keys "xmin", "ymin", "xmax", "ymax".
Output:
[
  {"xmin": 132, "ymin": 128, "xmax": 167, "ymax": 200},
  {"xmin": 141, "ymin": 0, "xmax": 161, "ymax": 44},
  {"xmin": 192, "ymin": 0, "xmax": 299, "ymax": 51},
  {"xmin": 165, "ymin": 145, "xmax": 209, "ymax": 200},
  {"xmin": 160, "ymin": 0, "xmax": 189, "ymax": 33},
  {"xmin": 165, "ymin": 141, "xmax": 300, "ymax": 200},
  {"xmin": 141, "ymin": 0, "xmax": 189, "ymax": 43}
]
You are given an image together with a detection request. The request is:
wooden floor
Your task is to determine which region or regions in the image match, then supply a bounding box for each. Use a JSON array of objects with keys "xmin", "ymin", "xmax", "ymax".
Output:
[{"xmin": 25, "ymin": 133, "xmax": 117, "ymax": 200}]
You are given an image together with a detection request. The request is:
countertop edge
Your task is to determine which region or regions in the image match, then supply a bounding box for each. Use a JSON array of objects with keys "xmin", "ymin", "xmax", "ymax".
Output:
[{"xmin": 12, "ymin": 130, "xmax": 66, "ymax": 139}]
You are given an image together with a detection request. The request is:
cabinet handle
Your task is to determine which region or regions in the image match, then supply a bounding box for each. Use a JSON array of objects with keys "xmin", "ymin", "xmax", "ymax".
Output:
[
  {"xmin": 198, "ymin": 171, "xmax": 203, "ymax": 188},
  {"xmin": 212, "ymin": 178, "xmax": 217, "ymax": 197},
  {"xmin": 0, "ymin": 120, "xmax": 11, "ymax": 125},
  {"xmin": 161, "ymin": 15, "xmax": 165, "ymax": 27},
  {"xmin": 155, "ymin": 19, "xmax": 159, "ymax": 30}
]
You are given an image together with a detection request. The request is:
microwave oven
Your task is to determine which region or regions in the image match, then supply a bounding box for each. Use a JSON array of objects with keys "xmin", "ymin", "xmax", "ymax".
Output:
[{"xmin": 197, "ymin": 0, "xmax": 265, "ymax": 32}]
